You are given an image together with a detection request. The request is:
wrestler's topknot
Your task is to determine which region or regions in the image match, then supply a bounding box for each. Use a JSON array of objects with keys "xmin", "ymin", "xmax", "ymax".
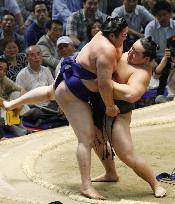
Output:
[
  {"xmin": 140, "ymin": 37, "xmax": 159, "ymax": 61},
  {"xmin": 101, "ymin": 16, "xmax": 128, "ymax": 38}
]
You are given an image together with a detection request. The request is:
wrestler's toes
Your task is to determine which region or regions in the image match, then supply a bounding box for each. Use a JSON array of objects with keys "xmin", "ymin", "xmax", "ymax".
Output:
[
  {"xmin": 80, "ymin": 187, "xmax": 106, "ymax": 200},
  {"xmin": 154, "ymin": 186, "xmax": 166, "ymax": 198}
]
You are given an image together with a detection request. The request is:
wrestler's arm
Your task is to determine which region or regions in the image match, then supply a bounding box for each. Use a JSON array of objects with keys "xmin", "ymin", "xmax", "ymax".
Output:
[
  {"xmin": 96, "ymin": 51, "xmax": 120, "ymax": 116},
  {"xmin": 113, "ymin": 70, "xmax": 150, "ymax": 103}
]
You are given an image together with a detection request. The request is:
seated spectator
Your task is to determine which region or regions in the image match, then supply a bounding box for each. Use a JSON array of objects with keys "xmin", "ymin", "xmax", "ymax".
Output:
[
  {"xmin": 0, "ymin": 0, "xmax": 25, "ymax": 34},
  {"xmin": 145, "ymin": 0, "xmax": 175, "ymax": 62},
  {"xmin": 0, "ymin": 57, "xmax": 30, "ymax": 138},
  {"xmin": 37, "ymin": 19, "xmax": 63, "ymax": 75},
  {"xmin": 66, "ymin": 0, "xmax": 107, "ymax": 48},
  {"xmin": 24, "ymin": 0, "xmax": 49, "ymax": 47},
  {"xmin": 112, "ymin": 0, "xmax": 154, "ymax": 51},
  {"xmin": 55, "ymin": 36, "xmax": 77, "ymax": 76},
  {"xmin": 144, "ymin": 0, "xmax": 175, "ymax": 100},
  {"xmin": 77, "ymin": 19, "xmax": 103, "ymax": 51},
  {"xmin": 52, "ymin": 0, "xmax": 83, "ymax": 30},
  {"xmin": 0, "ymin": 13, "xmax": 25, "ymax": 54},
  {"xmin": 24, "ymin": 0, "xmax": 53, "ymax": 28},
  {"xmin": 16, "ymin": 45, "xmax": 60, "ymax": 125},
  {"xmin": 154, "ymin": 36, "xmax": 175, "ymax": 99},
  {"xmin": 1, "ymin": 38, "xmax": 27, "ymax": 82}
]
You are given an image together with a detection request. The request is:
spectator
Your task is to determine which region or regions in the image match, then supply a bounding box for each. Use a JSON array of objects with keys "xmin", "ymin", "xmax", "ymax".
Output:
[
  {"xmin": 52, "ymin": 0, "xmax": 83, "ymax": 30},
  {"xmin": 154, "ymin": 35, "xmax": 175, "ymax": 98},
  {"xmin": 112, "ymin": 0, "xmax": 154, "ymax": 51},
  {"xmin": 24, "ymin": 0, "xmax": 53, "ymax": 28},
  {"xmin": 1, "ymin": 38, "xmax": 27, "ymax": 82},
  {"xmin": 145, "ymin": 0, "xmax": 175, "ymax": 61},
  {"xmin": 37, "ymin": 19, "xmax": 63, "ymax": 75},
  {"xmin": 55, "ymin": 36, "xmax": 77, "ymax": 76},
  {"xmin": 24, "ymin": 0, "xmax": 49, "ymax": 47},
  {"xmin": 16, "ymin": 45, "xmax": 58, "ymax": 124},
  {"xmin": 0, "ymin": 0, "xmax": 24, "ymax": 34},
  {"xmin": 66, "ymin": 0, "xmax": 107, "ymax": 48},
  {"xmin": 0, "ymin": 13, "xmax": 25, "ymax": 54},
  {"xmin": 77, "ymin": 19, "xmax": 103, "ymax": 51},
  {"xmin": 0, "ymin": 57, "xmax": 29, "ymax": 137},
  {"xmin": 145, "ymin": 0, "xmax": 175, "ymax": 95}
]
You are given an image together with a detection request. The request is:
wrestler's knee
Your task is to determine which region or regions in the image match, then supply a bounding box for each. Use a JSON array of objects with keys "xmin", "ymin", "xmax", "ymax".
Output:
[{"xmin": 118, "ymin": 151, "xmax": 137, "ymax": 169}]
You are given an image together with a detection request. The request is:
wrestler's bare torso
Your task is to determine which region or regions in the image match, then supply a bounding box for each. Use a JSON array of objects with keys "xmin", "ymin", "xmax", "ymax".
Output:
[
  {"xmin": 76, "ymin": 31, "xmax": 152, "ymax": 94},
  {"xmin": 76, "ymin": 31, "xmax": 123, "ymax": 92}
]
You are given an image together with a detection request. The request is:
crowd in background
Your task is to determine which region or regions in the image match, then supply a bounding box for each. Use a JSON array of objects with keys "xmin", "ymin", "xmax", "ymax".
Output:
[{"xmin": 1, "ymin": 0, "xmax": 175, "ymax": 138}]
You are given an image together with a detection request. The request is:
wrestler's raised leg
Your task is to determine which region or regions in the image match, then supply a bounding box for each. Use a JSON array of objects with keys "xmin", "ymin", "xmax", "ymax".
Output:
[
  {"xmin": 1, "ymin": 85, "xmax": 54, "ymax": 110},
  {"xmin": 92, "ymin": 126, "xmax": 119, "ymax": 182},
  {"xmin": 55, "ymin": 81, "xmax": 105, "ymax": 200},
  {"xmin": 111, "ymin": 112, "xmax": 166, "ymax": 198}
]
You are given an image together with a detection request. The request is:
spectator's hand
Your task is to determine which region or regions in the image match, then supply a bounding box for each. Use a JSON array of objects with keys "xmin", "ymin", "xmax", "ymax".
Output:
[
  {"xmin": 106, "ymin": 105, "xmax": 120, "ymax": 117},
  {"xmin": 164, "ymin": 48, "xmax": 171, "ymax": 60}
]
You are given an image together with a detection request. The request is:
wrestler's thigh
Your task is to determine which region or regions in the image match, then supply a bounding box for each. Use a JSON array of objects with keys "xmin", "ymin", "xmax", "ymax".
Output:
[
  {"xmin": 111, "ymin": 112, "xmax": 134, "ymax": 157},
  {"xmin": 55, "ymin": 81, "xmax": 95, "ymax": 143}
]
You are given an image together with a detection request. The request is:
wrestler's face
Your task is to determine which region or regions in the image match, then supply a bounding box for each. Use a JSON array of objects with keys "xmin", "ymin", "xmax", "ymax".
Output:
[
  {"xmin": 111, "ymin": 26, "xmax": 128, "ymax": 48},
  {"xmin": 127, "ymin": 40, "xmax": 148, "ymax": 65}
]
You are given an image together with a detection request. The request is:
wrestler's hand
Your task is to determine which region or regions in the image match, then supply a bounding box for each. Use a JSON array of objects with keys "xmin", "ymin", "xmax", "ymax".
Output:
[{"xmin": 105, "ymin": 105, "xmax": 120, "ymax": 117}]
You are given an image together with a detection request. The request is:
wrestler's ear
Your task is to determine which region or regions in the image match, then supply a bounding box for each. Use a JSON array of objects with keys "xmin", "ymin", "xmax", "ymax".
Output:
[
  {"xmin": 144, "ymin": 56, "xmax": 151, "ymax": 63},
  {"xmin": 108, "ymin": 33, "xmax": 115, "ymax": 40}
]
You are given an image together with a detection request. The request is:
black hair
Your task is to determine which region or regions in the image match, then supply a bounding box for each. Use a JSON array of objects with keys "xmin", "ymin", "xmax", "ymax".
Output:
[
  {"xmin": 0, "ymin": 57, "xmax": 9, "ymax": 70},
  {"xmin": 2, "ymin": 38, "xmax": 20, "ymax": 51},
  {"xmin": 167, "ymin": 35, "xmax": 175, "ymax": 58},
  {"xmin": 152, "ymin": 0, "xmax": 171, "ymax": 16},
  {"xmin": 140, "ymin": 36, "xmax": 159, "ymax": 61},
  {"xmin": 45, "ymin": 19, "xmax": 63, "ymax": 30},
  {"xmin": 86, "ymin": 19, "xmax": 103, "ymax": 42},
  {"xmin": 32, "ymin": 0, "xmax": 49, "ymax": 12},
  {"xmin": 2, "ymin": 12, "xmax": 15, "ymax": 20},
  {"xmin": 101, "ymin": 16, "xmax": 128, "ymax": 38}
]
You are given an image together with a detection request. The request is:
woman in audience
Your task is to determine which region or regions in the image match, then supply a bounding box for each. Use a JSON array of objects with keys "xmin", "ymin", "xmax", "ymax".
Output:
[
  {"xmin": 1, "ymin": 38, "xmax": 27, "ymax": 82},
  {"xmin": 77, "ymin": 19, "xmax": 103, "ymax": 51}
]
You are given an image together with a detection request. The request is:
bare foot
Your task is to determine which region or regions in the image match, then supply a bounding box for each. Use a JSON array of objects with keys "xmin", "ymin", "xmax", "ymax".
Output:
[
  {"xmin": 80, "ymin": 186, "xmax": 105, "ymax": 200},
  {"xmin": 92, "ymin": 173, "xmax": 119, "ymax": 182},
  {"xmin": 154, "ymin": 185, "xmax": 166, "ymax": 198}
]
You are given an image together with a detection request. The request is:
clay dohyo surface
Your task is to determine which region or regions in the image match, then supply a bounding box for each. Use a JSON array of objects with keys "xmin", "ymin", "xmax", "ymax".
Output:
[{"xmin": 0, "ymin": 101, "xmax": 175, "ymax": 204}]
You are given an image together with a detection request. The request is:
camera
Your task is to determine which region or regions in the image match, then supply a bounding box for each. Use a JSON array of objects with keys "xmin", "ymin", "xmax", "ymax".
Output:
[
  {"xmin": 167, "ymin": 36, "xmax": 175, "ymax": 57},
  {"xmin": 170, "ymin": 47, "xmax": 175, "ymax": 57}
]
